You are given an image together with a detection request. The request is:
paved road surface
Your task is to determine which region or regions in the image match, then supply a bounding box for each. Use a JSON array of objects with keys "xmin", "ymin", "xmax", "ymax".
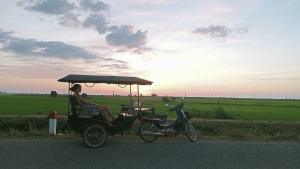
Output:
[{"xmin": 0, "ymin": 139, "xmax": 299, "ymax": 169}]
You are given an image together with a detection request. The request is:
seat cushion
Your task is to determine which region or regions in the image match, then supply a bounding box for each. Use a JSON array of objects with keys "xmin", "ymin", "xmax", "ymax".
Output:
[{"xmin": 79, "ymin": 104, "xmax": 101, "ymax": 115}]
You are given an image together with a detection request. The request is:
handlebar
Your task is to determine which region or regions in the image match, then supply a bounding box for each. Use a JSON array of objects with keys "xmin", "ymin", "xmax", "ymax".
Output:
[
  {"xmin": 167, "ymin": 101, "xmax": 185, "ymax": 112},
  {"xmin": 164, "ymin": 97, "xmax": 186, "ymax": 112}
]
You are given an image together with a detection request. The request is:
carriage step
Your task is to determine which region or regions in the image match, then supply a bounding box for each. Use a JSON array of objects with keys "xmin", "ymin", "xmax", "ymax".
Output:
[{"xmin": 111, "ymin": 121, "xmax": 122, "ymax": 126}]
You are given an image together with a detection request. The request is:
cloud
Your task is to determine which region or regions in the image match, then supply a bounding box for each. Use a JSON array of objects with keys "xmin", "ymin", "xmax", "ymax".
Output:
[
  {"xmin": 17, "ymin": 1, "xmax": 151, "ymax": 52},
  {"xmin": 101, "ymin": 64, "xmax": 129, "ymax": 69},
  {"xmin": 0, "ymin": 29, "xmax": 96, "ymax": 59},
  {"xmin": 80, "ymin": 0, "xmax": 110, "ymax": 12},
  {"xmin": 83, "ymin": 14, "xmax": 109, "ymax": 34},
  {"xmin": 193, "ymin": 25, "xmax": 232, "ymax": 39},
  {"xmin": 0, "ymin": 29, "xmax": 131, "ymax": 82},
  {"xmin": 249, "ymin": 77, "xmax": 300, "ymax": 81},
  {"xmin": 19, "ymin": 0, "xmax": 111, "ymax": 14},
  {"xmin": 20, "ymin": 0, "xmax": 75, "ymax": 15},
  {"xmin": 132, "ymin": 47, "xmax": 152, "ymax": 54},
  {"xmin": 58, "ymin": 13, "xmax": 81, "ymax": 27},
  {"xmin": 193, "ymin": 25, "xmax": 249, "ymax": 40},
  {"xmin": 106, "ymin": 25, "xmax": 147, "ymax": 48},
  {"xmin": 0, "ymin": 30, "xmax": 13, "ymax": 42},
  {"xmin": 117, "ymin": 47, "xmax": 152, "ymax": 54},
  {"xmin": 126, "ymin": 0, "xmax": 174, "ymax": 5},
  {"xmin": 236, "ymin": 27, "xmax": 249, "ymax": 34}
]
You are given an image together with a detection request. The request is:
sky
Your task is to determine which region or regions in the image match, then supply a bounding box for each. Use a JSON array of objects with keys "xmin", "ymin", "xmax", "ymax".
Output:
[{"xmin": 0, "ymin": 0, "xmax": 299, "ymax": 98}]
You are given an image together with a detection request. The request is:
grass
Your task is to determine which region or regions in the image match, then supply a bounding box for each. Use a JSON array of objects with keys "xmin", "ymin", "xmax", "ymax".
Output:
[
  {"xmin": 0, "ymin": 94, "xmax": 300, "ymax": 121},
  {"xmin": 0, "ymin": 116, "xmax": 299, "ymax": 141},
  {"xmin": 1, "ymin": 94, "xmax": 299, "ymax": 140},
  {"xmin": 193, "ymin": 119, "xmax": 300, "ymax": 141}
]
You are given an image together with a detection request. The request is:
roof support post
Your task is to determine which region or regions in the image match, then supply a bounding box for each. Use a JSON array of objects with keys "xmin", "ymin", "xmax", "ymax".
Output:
[
  {"xmin": 129, "ymin": 84, "xmax": 132, "ymax": 105},
  {"xmin": 137, "ymin": 84, "xmax": 140, "ymax": 110},
  {"xmin": 68, "ymin": 82, "xmax": 70, "ymax": 113}
]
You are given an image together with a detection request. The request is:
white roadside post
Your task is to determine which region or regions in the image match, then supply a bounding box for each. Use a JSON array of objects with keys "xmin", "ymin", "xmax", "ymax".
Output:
[{"xmin": 49, "ymin": 111, "xmax": 57, "ymax": 135}]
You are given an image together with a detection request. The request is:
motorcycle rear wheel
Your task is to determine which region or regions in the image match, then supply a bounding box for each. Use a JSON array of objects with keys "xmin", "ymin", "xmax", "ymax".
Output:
[{"xmin": 138, "ymin": 121, "xmax": 159, "ymax": 143}]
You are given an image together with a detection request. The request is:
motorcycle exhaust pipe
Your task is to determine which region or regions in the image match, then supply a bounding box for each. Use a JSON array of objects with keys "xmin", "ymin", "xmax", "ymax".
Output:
[{"xmin": 142, "ymin": 131, "xmax": 165, "ymax": 136}]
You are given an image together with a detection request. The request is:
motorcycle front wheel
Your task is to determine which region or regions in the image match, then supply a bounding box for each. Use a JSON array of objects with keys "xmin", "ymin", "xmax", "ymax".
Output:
[
  {"xmin": 185, "ymin": 122, "xmax": 197, "ymax": 142},
  {"xmin": 138, "ymin": 121, "xmax": 159, "ymax": 143}
]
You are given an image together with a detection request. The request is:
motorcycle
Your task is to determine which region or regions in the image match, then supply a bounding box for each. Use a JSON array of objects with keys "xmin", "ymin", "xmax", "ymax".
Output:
[{"xmin": 138, "ymin": 98, "xmax": 197, "ymax": 142}]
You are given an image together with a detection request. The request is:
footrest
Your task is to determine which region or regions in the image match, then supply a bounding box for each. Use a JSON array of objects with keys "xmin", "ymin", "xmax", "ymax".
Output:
[
  {"xmin": 159, "ymin": 123, "xmax": 169, "ymax": 127},
  {"xmin": 77, "ymin": 114, "xmax": 93, "ymax": 118}
]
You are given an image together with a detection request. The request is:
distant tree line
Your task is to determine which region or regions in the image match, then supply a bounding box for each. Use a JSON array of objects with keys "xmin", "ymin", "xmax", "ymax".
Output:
[
  {"xmin": 0, "ymin": 91, "xmax": 7, "ymax": 94},
  {"xmin": 162, "ymin": 96, "xmax": 176, "ymax": 103},
  {"xmin": 50, "ymin": 91, "xmax": 57, "ymax": 97}
]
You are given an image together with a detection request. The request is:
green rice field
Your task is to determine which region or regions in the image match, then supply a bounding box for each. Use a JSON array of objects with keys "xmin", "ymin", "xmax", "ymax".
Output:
[{"xmin": 0, "ymin": 95, "xmax": 299, "ymax": 122}]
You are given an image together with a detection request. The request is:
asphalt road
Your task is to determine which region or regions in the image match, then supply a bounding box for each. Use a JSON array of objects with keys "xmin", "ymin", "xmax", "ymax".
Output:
[{"xmin": 0, "ymin": 139, "xmax": 299, "ymax": 169}]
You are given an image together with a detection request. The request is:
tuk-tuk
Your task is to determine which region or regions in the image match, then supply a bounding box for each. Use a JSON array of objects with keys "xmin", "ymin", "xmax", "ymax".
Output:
[{"xmin": 58, "ymin": 74, "xmax": 153, "ymax": 148}]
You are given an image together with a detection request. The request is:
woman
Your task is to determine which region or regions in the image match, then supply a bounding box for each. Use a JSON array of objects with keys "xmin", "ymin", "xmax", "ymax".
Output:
[{"xmin": 70, "ymin": 84, "xmax": 114, "ymax": 124}]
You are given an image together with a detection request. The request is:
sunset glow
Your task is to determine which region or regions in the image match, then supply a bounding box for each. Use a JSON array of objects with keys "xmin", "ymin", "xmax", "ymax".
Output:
[{"xmin": 0, "ymin": 0, "xmax": 299, "ymax": 98}]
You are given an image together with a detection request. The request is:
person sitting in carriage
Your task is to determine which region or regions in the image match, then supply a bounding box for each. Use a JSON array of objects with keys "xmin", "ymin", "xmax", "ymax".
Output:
[{"xmin": 70, "ymin": 84, "xmax": 115, "ymax": 125}]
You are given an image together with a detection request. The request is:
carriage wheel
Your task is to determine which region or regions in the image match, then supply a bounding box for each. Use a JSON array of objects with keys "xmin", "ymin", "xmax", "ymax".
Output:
[{"xmin": 83, "ymin": 124, "xmax": 107, "ymax": 148}]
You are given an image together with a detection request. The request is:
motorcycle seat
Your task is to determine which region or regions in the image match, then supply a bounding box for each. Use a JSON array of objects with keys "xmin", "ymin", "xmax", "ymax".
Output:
[{"xmin": 143, "ymin": 117, "xmax": 163, "ymax": 122}]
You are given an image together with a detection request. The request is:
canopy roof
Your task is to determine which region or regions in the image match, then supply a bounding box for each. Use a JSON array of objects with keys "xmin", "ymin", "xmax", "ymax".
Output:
[{"xmin": 58, "ymin": 74, "xmax": 153, "ymax": 85}]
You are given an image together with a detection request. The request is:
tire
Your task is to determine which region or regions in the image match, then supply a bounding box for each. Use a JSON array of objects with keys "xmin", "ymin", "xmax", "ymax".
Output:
[
  {"xmin": 138, "ymin": 121, "xmax": 159, "ymax": 143},
  {"xmin": 185, "ymin": 122, "xmax": 197, "ymax": 142},
  {"xmin": 83, "ymin": 124, "xmax": 107, "ymax": 148}
]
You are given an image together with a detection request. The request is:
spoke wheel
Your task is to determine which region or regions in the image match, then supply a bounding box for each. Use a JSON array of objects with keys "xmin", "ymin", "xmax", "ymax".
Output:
[
  {"xmin": 83, "ymin": 124, "xmax": 107, "ymax": 148},
  {"xmin": 185, "ymin": 122, "xmax": 197, "ymax": 142},
  {"xmin": 139, "ymin": 122, "xmax": 159, "ymax": 143}
]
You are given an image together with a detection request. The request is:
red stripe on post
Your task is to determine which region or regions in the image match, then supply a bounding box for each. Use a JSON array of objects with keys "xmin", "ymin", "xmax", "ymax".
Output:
[{"xmin": 49, "ymin": 111, "xmax": 57, "ymax": 119}]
